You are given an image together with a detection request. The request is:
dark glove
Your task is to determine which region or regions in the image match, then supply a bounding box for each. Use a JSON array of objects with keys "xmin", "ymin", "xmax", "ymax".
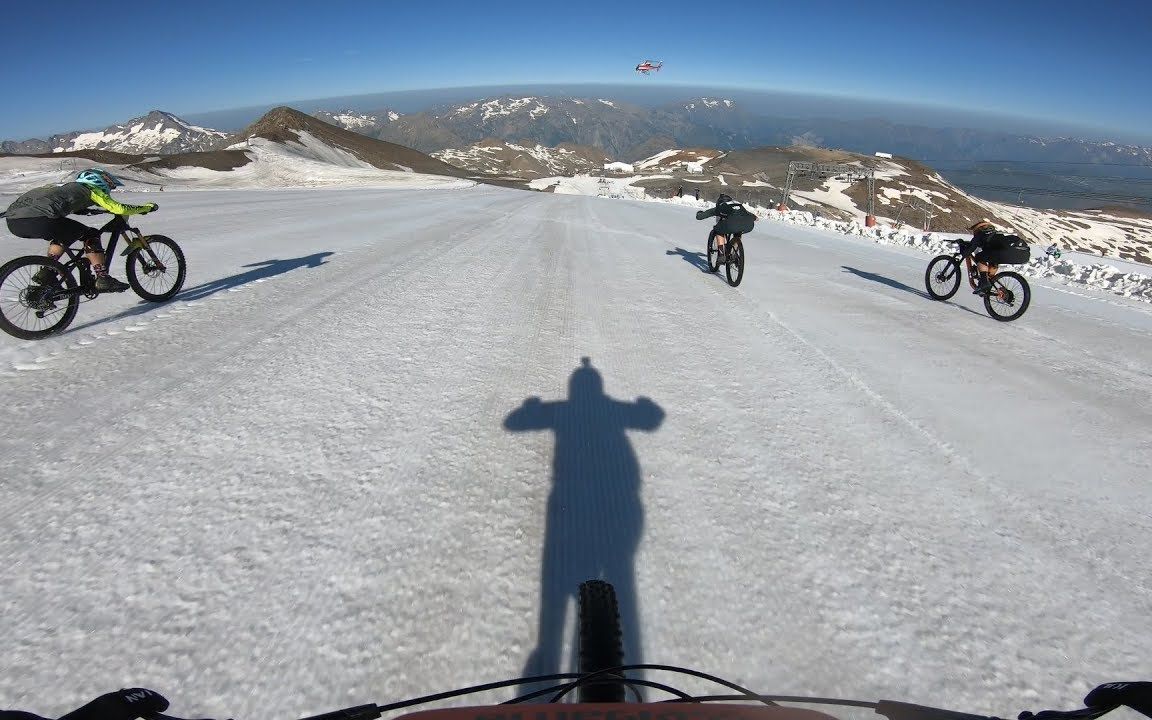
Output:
[
  {"xmin": 695, "ymin": 211, "xmax": 705, "ymax": 220},
  {"xmin": 1085, "ymin": 683, "xmax": 1152, "ymax": 717},
  {"xmin": 58, "ymin": 689, "xmax": 169, "ymax": 720}
]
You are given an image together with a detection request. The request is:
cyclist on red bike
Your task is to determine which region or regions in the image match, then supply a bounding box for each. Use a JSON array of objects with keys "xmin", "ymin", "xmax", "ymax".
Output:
[
  {"xmin": 4, "ymin": 168, "xmax": 158, "ymax": 292},
  {"xmin": 695, "ymin": 193, "xmax": 755, "ymax": 255}
]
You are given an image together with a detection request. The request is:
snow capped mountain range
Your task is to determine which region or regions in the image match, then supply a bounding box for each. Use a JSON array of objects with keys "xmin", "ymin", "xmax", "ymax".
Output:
[
  {"xmin": 0, "ymin": 110, "xmax": 227, "ymax": 156},
  {"xmin": 432, "ymin": 139, "xmax": 609, "ymax": 179},
  {"xmin": 313, "ymin": 109, "xmax": 402, "ymax": 135}
]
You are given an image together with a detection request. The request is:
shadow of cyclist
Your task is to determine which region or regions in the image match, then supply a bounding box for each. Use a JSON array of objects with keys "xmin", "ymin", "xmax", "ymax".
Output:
[
  {"xmin": 178, "ymin": 251, "xmax": 334, "ymax": 302},
  {"xmin": 69, "ymin": 251, "xmax": 335, "ymax": 334},
  {"xmin": 505, "ymin": 357, "xmax": 664, "ymax": 685},
  {"xmin": 841, "ymin": 265, "xmax": 987, "ymax": 317},
  {"xmin": 665, "ymin": 247, "xmax": 711, "ymax": 273},
  {"xmin": 841, "ymin": 265, "xmax": 932, "ymax": 299}
]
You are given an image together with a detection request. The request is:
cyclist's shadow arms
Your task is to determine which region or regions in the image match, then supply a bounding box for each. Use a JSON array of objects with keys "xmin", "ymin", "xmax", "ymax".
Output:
[{"xmin": 504, "ymin": 357, "xmax": 664, "ymax": 681}]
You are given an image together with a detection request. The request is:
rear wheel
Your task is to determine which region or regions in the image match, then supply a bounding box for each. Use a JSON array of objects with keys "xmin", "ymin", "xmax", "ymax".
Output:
[
  {"xmin": 0, "ymin": 256, "xmax": 80, "ymax": 340},
  {"xmin": 925, "ymin": 255, "xmax": 961, "ymax": 300},
  {"xmin": 706, "ymin": 232, "xmax": 721, "ymax": 272},
  {"xmin": 726, "ymin": 236, "xmax": 745, "ymax": 287},
  {"xmin": 127, "ymin": 235, "xmax": 186, "ymax": 302},
  {"xmin": 577, "ymin": 580, "xmax": 625, "ymax": 703},
  {"xmin": 984, "ymin": 271, "xmax": 1031, "ymax": 321}
]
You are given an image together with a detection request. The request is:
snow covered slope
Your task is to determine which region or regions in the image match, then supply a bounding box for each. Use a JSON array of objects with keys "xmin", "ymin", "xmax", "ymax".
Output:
[{"xmin": 1, "ymin": 187, "xmax": 1149, "ymax": 720}]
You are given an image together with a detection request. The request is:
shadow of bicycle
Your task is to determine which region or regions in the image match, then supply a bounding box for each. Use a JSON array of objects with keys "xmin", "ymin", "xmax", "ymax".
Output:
[
  {"xmin": 68, "ymin": 251, "xmax": 335, "ymax": 334},
  {"xmin": 841, "ymin": 265, "xmax": 987, "ymax": 318},
  {"xmin": 178, "ymin": 252, "xmax": 334, "ymax": 302},
  {"xmin": 666, "ymin": 247, "xmax": 712, "ymax": 273}
]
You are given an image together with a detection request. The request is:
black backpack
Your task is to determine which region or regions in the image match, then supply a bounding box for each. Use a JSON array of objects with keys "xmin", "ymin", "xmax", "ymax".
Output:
[
  {"xmin": 998, "ymin": 233, "xmax": 1031, "ymax": 264},
  {"xmin": 720, "ymin": 200, "xmax": 756, "ymax": 234}
]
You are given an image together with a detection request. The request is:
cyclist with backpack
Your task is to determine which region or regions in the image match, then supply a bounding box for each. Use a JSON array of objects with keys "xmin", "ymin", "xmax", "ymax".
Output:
[
  {"xmin": 968, "ymin": 219, "xmax": 1030, "ymax": 295},
  {"xmin": 695, "ymin": 193, "xmax": 755, "ymax": 257},
  {"xmin": 4, "ymin": 168, "xmax": 158, "ymax": 292}
]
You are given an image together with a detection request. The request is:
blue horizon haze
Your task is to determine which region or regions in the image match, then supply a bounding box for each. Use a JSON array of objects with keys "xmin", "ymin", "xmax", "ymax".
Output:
[{"xmin": 2, "ymin": 0, "xmax": 1149, "ymax": 144}]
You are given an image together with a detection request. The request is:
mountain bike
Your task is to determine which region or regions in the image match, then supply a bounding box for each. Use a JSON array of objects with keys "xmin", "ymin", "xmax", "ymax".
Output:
[
  {"xmin": 924, "ymin": 239, "xmax": 1031, "ymax": 322},
  {"xmin": 0, "ymin": 211, "xmax": 186, "ymax": 340},
  {"xmin": 69, "ymin": 580, "xmax": 1149, "ymax": 720},
  {"xmin": 707, "ymin": 228, "xmax": 745, "ymax": 287}
]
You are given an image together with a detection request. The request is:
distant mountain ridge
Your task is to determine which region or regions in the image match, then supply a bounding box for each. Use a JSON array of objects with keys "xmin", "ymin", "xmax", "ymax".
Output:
[
  {"xmin": 8, "ymin": 98, "xmax": 1151, "ymax": 168},
  {"xmin": 225, "ymin": 106, "xmax": 475, "ymax": 178},
  {"xmin": 1, "ymin": 110, "xmax": 227, "ymax": 155},
  {"xmin": 4, "ymin": 98, "xmax": 1151, "ymax": 211}
]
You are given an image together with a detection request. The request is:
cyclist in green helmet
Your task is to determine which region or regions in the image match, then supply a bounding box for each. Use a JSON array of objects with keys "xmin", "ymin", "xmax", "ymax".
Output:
[{"xmin": 4, "ymin": 168, "xmax": 158, "ymax": 292}]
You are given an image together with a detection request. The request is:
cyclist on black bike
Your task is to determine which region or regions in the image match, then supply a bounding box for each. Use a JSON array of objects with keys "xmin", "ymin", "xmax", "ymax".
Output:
[
  {"xmin": 968, "ymin": 219, "xmax": 1009, "ymax": 295},
  {"xmin": 4, "ymin": 168, "xmax": 158, "ymax": 292},
  {"xmin": 695, "ymin": 194, "xmax": 755, "ymax": 255}
]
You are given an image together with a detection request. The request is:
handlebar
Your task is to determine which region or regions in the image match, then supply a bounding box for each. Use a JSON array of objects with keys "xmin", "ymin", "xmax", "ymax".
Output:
[{"xmin": 129, "ymin": 678, "xmax": 1151, "ymax": 720}]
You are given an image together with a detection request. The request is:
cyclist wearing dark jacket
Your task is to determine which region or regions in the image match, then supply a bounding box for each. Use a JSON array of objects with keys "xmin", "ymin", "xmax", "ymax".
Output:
[
  {"xmin": 968, "ymin": 219, "xmax": 1007, "ymax": 294},
  {"xmin": 695, "ymin": 194, "xmax": 754, "ymax": 254},
  {"xmin": 5, "ymin": 168, "xmax": 157, "ymax": 291}
]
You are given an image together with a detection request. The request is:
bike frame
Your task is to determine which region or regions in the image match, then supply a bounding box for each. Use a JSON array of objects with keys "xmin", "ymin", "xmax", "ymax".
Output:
[{"xmin": 52, "ymin": 214, "xmax": 162, "ymax": 297}]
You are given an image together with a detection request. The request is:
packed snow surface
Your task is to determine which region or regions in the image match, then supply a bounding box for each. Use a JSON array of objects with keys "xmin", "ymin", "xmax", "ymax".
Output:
[{"xmin": 1, "ymin": 186, "xmax": 1149, "ymax": 720}]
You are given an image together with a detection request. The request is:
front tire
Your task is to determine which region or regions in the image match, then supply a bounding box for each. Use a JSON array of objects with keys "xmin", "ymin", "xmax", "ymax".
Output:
[
  {"xmin": 984, "ymin": 271, "xmax": 1031, "ymax": 321},
  {"xmin": 0, "ymin": 256, "xmax": 80, "ymax": 340},
  {"xmin": 707, "ymin": 232, "xmax": 721, "ymax": 273},
  {"xmin": 577, "ymin": 580, "xmax": 625, "ymax": 703},
  {"xmin": 925, "ymin": 255, "xmax": 961, "ymax": 300},
  {"xmin": 726, "ymin": 236, "xmax": 745, "ymax": 287},
  {"xmin": 127, "ymin": 235, "xmax": 186, "ymax": 302}
]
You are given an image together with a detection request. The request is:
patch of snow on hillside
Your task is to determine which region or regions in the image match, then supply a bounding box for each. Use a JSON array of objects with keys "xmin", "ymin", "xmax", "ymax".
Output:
[
  {"xmin": 480, "ymin": 97, "xmax": 537, "ymax": 121},
  {"xmin": 136, "ymin": 137, "xmax": 472, "ymax": 190},
  {"xmin": 330, "ymin": 114, "xmax": 378, "ymax": 129},
  {"xmin": 792, "ymin": 178, "xmax": 860, "ymax": 216},
  {"xmin": 635, "ymin": 150, "xmax": 680, "ymax": 169},
  {"xmin": 0, "ymin": 158, "xmax": 80, "ymax": 195},
  {"xmin": 388, "ymin": 111, "xmax": 400, "ymax": 122},
  {"xmin": 598, "ymin": 99, "xmax": 615, "ymax": 107},
  {"xmin": 528, "ymin": 173, "xmax": 671, "ymax": 199},
  {"xmin": 876, "ymin": 183, "xmax": 951, "ymax": 208}
]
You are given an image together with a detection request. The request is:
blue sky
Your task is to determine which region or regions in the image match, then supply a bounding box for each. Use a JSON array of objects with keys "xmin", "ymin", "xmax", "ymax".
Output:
[{"xmin": 2, "ymin": 0, "xmax": 1149, "ymax": 142}]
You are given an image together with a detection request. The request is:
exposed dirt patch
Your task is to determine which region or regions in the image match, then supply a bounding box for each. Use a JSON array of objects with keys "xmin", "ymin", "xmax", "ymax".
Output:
[{"xmin": 132, "ymin": 150, "xmax": 252, "ymax": 172}]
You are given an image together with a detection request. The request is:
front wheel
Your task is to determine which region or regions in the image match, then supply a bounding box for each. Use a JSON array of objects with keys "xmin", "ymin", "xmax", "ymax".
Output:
[
  {"xmin": 577, "ymin": 580, "xmax": 625, "ymax": 703},
  {"xmin": 706, "ymin": 232, "xmax": 721, "ymax": 273},
  {"xmin": 984, "ymin": 271, "xmax": 1031, "ymax": 321},
  {"xmin": 0, "ymin": 256, "xmax": 80, "ymax": 339},
  {"xmin": 127, "ymin": 235, "xmax": 186, "ymax": 302},
  {"xmin": 925, "ymin": 255, "xmax": 961, "ymax": 300},
  {"xmin": 726, "ymin": 236, "xmax": 745, "ymax": 287}
]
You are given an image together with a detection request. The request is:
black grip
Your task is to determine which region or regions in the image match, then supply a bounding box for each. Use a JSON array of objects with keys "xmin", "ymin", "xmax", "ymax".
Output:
[
  {"xmin": 1085, "ymin": 683, "xmax": 1152, "ymax": 718},
  {"xmin": 876, "ymin": 700, "xmax": 995, "ymax": 720}
]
